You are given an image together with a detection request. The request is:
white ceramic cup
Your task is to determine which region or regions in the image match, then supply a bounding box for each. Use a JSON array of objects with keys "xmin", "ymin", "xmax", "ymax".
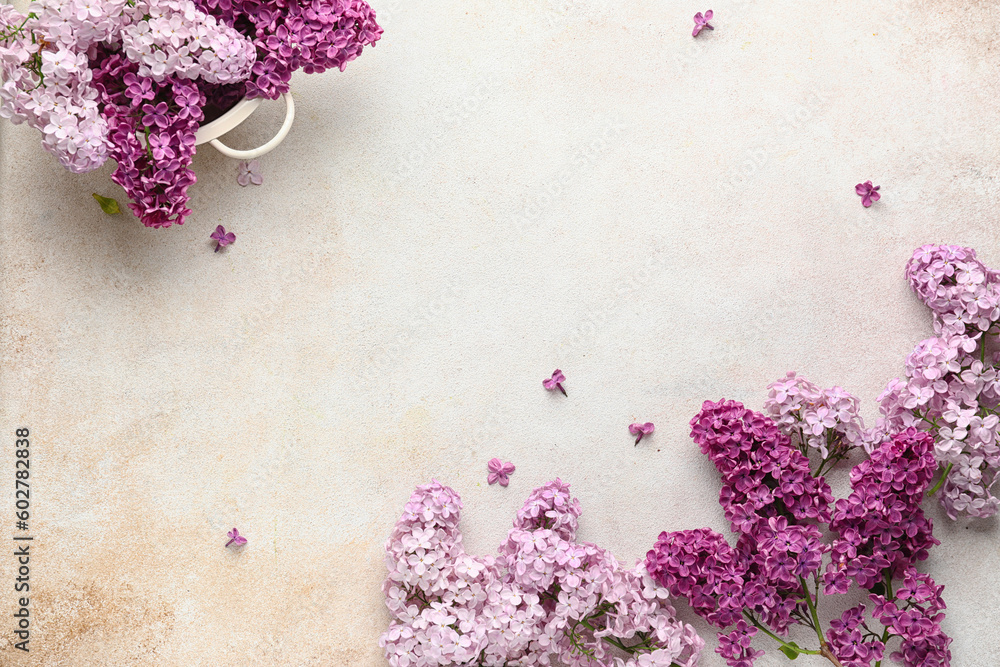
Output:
[{"xmin": 194, "ymin": 91, "xmax": 295, "ymax": 160}]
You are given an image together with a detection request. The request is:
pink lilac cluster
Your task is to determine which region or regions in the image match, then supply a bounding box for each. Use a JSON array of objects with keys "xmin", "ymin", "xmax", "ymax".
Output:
[
  {"xmin": 765, "ymin": 372, "xmax": 876, "ymax": 467},
  {"xmin": 194, "ymin": 0, "xmax": 383, "ymax": 99},
  {"xmin": 646, "ymin": 400, "xmax": 950, "ymax": 667},
  {"xmin": 0, "ymin": 0, "xmax": 380, "ymax": 227},
  {"xmin": 878, "ymin": 244, "xmax": 1000, "ymax": 518},
  {"xmin": 119, "ymin": 0, "xmax": 255, "ymax": 83},
  {"xmin": 0, "ymin": 1, "xmax": 120, "ymax": 173},
  {"xmin": 381, "ymin": 479, "xmax": 704, "ymax": 667}
]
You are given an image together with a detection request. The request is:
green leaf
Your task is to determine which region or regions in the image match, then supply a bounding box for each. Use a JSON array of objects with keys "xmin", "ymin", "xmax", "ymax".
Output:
[
  {"xmin": 779, "ymin": 642, "xmax": 801, "ymax": 659},
  {"xmin": 92, "ymin": 193, "xmax": 121, "ymax": 215}
]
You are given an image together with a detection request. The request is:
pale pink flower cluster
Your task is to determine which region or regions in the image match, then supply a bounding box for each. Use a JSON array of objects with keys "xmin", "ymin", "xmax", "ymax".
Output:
[
  {"xmin": 119, "ymin": 0, "xmax": 254, "ymax": 83},
  {"xmin": 765, "ymin": 371, "xmax": 875, "ymax": 460},
  {"xmin": 0, "ymin": 0, "xmax": 253, "ymax": 173},
  {"xmin": 878, "ymin": 244, "xmax": 1000, "ymax": 518},
  {"xmin": 380, "ymin": 479, "xmax": 704, "ymax": 667},
  {"xmin": 0, "ymin": 1, "xmax": 118, "ymax": 172}
]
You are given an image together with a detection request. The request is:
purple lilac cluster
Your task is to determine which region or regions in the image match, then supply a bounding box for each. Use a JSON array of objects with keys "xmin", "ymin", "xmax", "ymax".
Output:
[
  {"xmin": 1, "ymin": 0, "xmax": 380, "ymax": 227},
  {"xmin": 878, "ymin": 244, "xmax": 1000, "ymax": 518},
  {"xmin": 91, "ymin": 50, "xmax": 204, "ymax": 226},
  {"xmin": 646, "ymin": 400, "xmax": 951, "ymax": 667},
  {"xmin": 824, "ymin": 429, "xmax": 938, "ymax": 595},
  {"xmin": 194, "ymin": 0, "xmax": 382, "ymax": 99},
  {"xmin": 381, "ymin": 479, "xmax": 704, "ymax": 667}
]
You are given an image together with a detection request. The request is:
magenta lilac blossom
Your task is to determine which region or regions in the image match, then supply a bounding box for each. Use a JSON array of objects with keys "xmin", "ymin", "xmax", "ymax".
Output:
[
  {"xmin": 856, "ymin": 181, "xmax": 881, "ymax": 207},
  {"xmin": 486, "ymin": 458, "xmax": 515, "ymax": 486},
  {"xmin": 878, "ymin": 244, "xmax": 1000, "ymax": 518},
  {"xmin": 211, "ymin": 225, "xmax": 236, "ymax": 252},
  {"xmin": 543, "ymin": 369, "xmax": 567, "ymax": 396},
  {"xmin": 693, "ymin": 10, "xmax": 714, "ymax": 37},
  {"xmin": 629, "ymin": 421, "xmax": 655, "ymax": 445},
  {"xmin": 381, "ymin": 479, "xmax": 704, "ymax": 666},
  {"xmin": 646, "ymin": 399, "xmax": 950, "ymax": 666},
  {"xmin": 226, "ymin": 527, "xmax": 247, "ymax": 547},
  {"xmin": 237, "ymin": 160, "xmax": 263, "ymax": 186}
]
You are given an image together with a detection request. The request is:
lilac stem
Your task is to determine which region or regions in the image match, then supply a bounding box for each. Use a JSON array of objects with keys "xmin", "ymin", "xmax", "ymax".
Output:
[
  {"xmin": 225, "ymin": 538, "xmax": 235, "ymax": 547},
  {"xmin": 557, "ymin": 383, "xmax": 567, "ymax": 397},
  {"xmin": 635, "ymin": 434, "xmax": 643, "ymax": 446},
  {"xmin": 926, "ymin": 463, "xmax": 953, "ymax": 497}
]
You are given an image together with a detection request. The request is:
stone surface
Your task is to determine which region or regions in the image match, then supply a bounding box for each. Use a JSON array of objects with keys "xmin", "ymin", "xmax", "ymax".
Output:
[{"xmin": 2, "ymin": 0, "xmax": 1000, "ymax": 665}]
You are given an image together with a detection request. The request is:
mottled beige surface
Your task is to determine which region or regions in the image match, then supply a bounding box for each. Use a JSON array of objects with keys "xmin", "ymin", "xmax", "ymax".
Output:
[{"xmin": 3, "ymin": 0, "xmax": 1000, "ymax": 665}]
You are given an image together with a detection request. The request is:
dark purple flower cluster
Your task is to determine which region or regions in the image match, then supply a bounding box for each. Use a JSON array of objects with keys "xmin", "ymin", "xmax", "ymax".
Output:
[
  {"xmin": 650, "ymin": 400, "xmax": 832, "ymax": 639},
  {"xmin": 866, "ymin": 569, "xmax": 950, "ymax": 667},
  {"xmin": 716, "ymin": 620, "xmax": 764, "ymax": 667},
  {"xmin": 91, "ymin": 51, "xmax": 203, "ymax": 228},
  {"xmin": 824, "ymin": 428, "xmax": 939, "ymax": 594},
  {"xmin": 196, "ymin": 0, "xmax": 383, "ymax": 99},
  {"xmin": 646, "ymin": 399, "xmax": 951, "ymax": 667}
]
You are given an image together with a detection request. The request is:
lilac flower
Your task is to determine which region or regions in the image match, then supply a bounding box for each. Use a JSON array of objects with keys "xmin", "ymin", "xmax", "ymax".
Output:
[
  {"xmin": 487, "ymin": 458, "xmax": 515, "ymax": 486},
  {"xmin": 123, "ymin": 73, "xmax": 155, "ymax": 103},
  {"xmin": 225, "ymin": 528, "xmax": 247, "ymax": 547},
  {"xmin": 878, "ymin": 244, "xmax": 1000, "ymax": 518},
  {"xmin": 856, "ymin": 180, "xmax": 881, "ymax": 207},
  {"xmin": 648, "ymin": 400, "xmax": 950, "ymax": 667},
  {"xmin": 381, "ymin": 479, "xmax": 705, "ymax": 666},
  {"xmin": 824, "ymin": 429, "xmax": 939, "ymax": 593},
  {"xmin": 629, "ymin": 421, "xmax": 655, "ymax": 445},
  {"xmin": 237, "ymin": 159, "xmax": 263, "ymax": 187},
  {"xmin": 693, "ymin": 10, "xmax": 714, "ymax": 37},
  {"xmin": 141, "ymin": 102, "xmax": 171, "ymax": 129},
  {"xmin": 765, "ymin": 372, "xmax": 877, "ymax": 468},
  {"xmin": 543, "ymin": 369, "xmax": 567, "ymax": 396},
  {"xmin": 210, "ymin": 225, "xmax": 236, "ymax": 252}
]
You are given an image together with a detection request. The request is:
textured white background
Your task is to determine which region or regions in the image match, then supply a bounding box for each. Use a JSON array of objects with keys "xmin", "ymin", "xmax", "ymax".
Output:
[{"xmin": 2, "ymin": 0, "xmax": 1000, "ymax": 665}]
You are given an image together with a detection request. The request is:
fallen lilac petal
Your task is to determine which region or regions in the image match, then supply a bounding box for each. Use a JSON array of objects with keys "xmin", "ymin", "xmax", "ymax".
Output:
[
  {"xmin": 487, "ymin": 458, "xmax": 515, "ymax": 486},
  {"xmin": 237, "ymin": 160, "xmax": 263, "ymax": 187},
  {"xmin": 693, "ymin": 10, "xmax": 714, "ymax": 36},
  {"xmin": 544, "ymin": 370, "xmax": 568, "ymax": 396},
  {"xmin": 210, "ymin": 225, "xmax": 236, "ymax": 252},
  {"xmin": 226, "ymin": 528, "xmax": 247, "ymax": 547},
  {"xmin": 630, "ymin": 422, "xmax": 655, "ymax": 446},
  {"xmin": 856, "ymin": 181, "xmax": 880, "ymax": 207}
]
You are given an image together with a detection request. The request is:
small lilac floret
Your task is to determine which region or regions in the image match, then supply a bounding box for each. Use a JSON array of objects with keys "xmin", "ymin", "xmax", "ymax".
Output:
[
  {"xmin": 210, "ymin": 224, "xmax": 236, "ymax": 252},
  {"xmin": 856, "ymin": 180, "xmax": 881, "ymax": 207},
  {"xmin": 543, "ymin": 369, "xmax": 567, "ymax": 396},
  {"xmin": 237, "ymin": 159, "xmax": 263, "ymax": 187},
  {"xmin": 226, "ymin": 527, "xmax": 247, "ymax": 547},
  {"xmin": 487, "ymin": 458, "xmax": 515, "ymax": 486},
  {"xmin": 693, "ymin": 10, "xmax": 714, "ymax": 37},
  {"xmin": 629, "ymin": 422, "xmax": 655, "ymax": 445}
]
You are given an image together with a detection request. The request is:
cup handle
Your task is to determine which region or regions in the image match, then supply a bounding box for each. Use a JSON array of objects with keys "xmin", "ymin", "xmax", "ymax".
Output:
[{"xmin": 208, "ymin": 92, "xmax": 295, "ymax": 160}]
